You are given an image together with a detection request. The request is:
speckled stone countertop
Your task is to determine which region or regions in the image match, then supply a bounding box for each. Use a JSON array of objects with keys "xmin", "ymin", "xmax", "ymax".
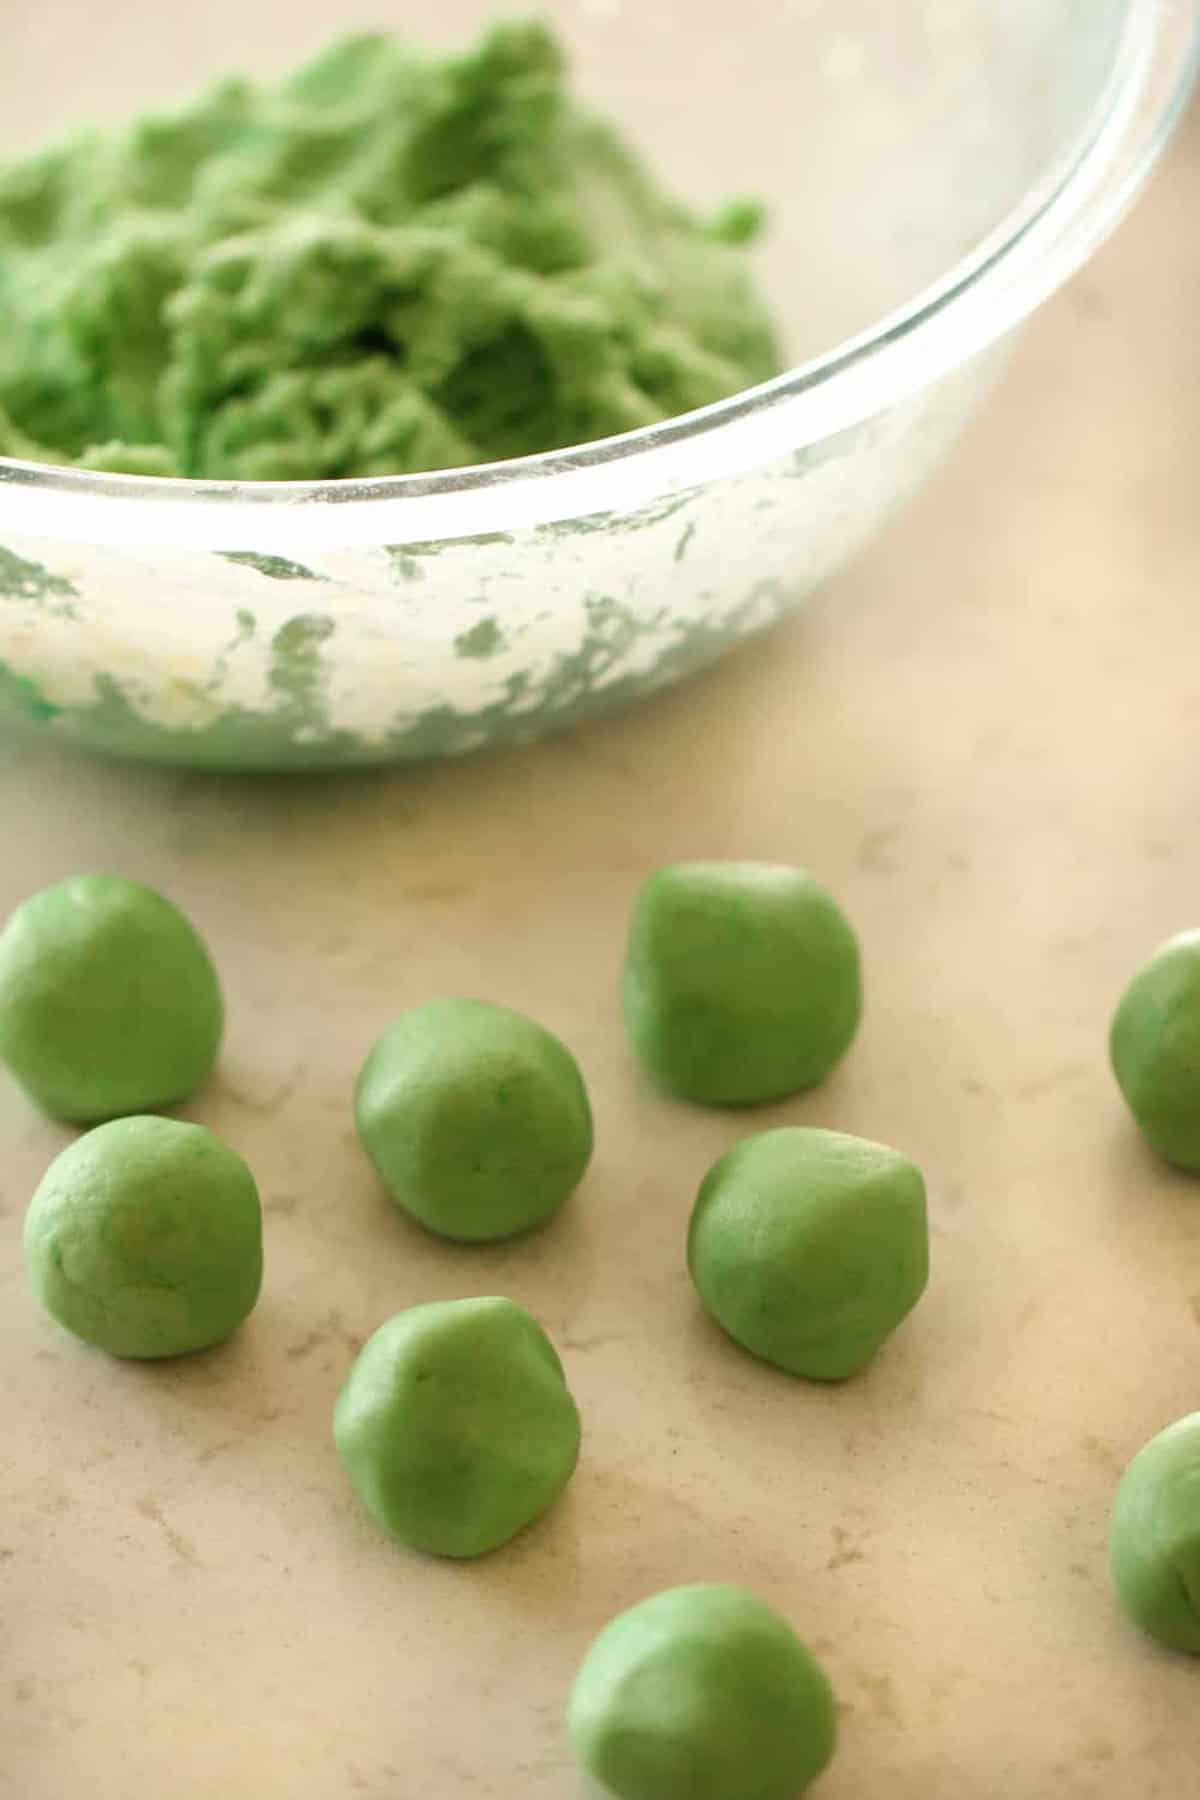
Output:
[{"xmin": 3, "ymin": 93, "xmax": 1199, "ymax": 1800}]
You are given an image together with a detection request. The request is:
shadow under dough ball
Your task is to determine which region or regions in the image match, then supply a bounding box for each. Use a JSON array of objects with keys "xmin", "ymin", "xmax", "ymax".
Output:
[
  {"xmin": 688, "ymin": 1126, "xmax": 929, "ymax": 1380},
  {"xmin": 0, "ymin": 873, "xmax": 223, "ymax": 1123},
  {"xmin": 25, "ymin": 1116, "xmax": 263, "ymax": 1359},
  {"xmin": 333, "ymin": 1297, "xmax": 581, "ymax": 1558},
  {"xmin": 1110, "ymin": 929, "xmax": 1200, "ymax": 1170},
  {"xmin": 1110, "ymin": 1412, "xmax": 1200, "ymax": 1653},
  {"xmin": 622, "ymin": 861, "xmax": 862, "ymax": 1107},
  {"xmin": 354, "ymin": 997, "xmax": 593, "ymax": 1242},
  {"xmin": 568, "ymin": 1583, "xmax": 837, "ymax": 1800}
]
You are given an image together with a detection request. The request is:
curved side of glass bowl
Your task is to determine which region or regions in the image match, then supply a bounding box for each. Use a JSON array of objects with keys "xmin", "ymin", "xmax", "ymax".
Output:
[
  {"xmin": 0, "ymin": 0, "xmax": 1191, "ymax": 768},
  {"xmin": 0, "ymin": 356, "xmax": 1004, "ymax": 770}
]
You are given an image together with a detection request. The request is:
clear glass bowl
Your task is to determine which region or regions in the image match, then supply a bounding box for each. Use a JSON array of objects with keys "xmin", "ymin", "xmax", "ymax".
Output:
[{"xmin": 0, "ymin": 0, "xmax": 1196, "ymax": 770}]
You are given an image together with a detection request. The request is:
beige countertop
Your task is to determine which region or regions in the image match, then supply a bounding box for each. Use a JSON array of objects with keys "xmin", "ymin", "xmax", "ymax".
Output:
[{"xmin": 3, "ymin": 101, "xmax": 1200, "ymax": 1800}]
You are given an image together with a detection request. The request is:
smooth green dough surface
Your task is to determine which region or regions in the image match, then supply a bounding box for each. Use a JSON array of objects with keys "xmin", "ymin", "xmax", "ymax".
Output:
[
  {"xmin": 355, "ymin": 997, "xmax": 592, "ymax": 1242},
  {"xmin": 25, "ymin": 1116, "xmax": 263, "ymax": 1359},
  {"xmin": 568, "ymin": 1583, "xmax": 837, "ymax": 1800},
  {"xmin": 1110, "ymin": 930, "xmax": 1200, "ymax": 1170},
  {"xmin": 1110, "ymin": 1413, "xmax": 1200, "ymax": 1653},
  {"xmin": 333, "ymin": 1296, "xmax": 580, "ymax": 1558},
  {"xmin": 688, "ymin": 1127, "xmax": 928, "ymax": 1380},
  {"xmin": 0, "ymin": 873, "xmax": 223, "ymax": 1124},
  {"xmin": 0, "ymin": 22, "xmax": 780, "ymax": 480},
  {"xmin": 624, "ymin": 862, "xmax": 862, "ymax": 1107}
]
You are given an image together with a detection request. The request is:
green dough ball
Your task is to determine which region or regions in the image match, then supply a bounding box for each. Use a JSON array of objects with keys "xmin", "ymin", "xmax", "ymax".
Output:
[
  {"xmin": 333, "ymin": 1296, "xmax": 580, "ymax": 1558},
  {"xmin": 623, "ymin": 862, "xmax": 862, "ymax": 1107},
  {"xmin": 0, "ymin": 874, "xmax": 223, "ymax": 1124},
  {"xmin": 354, "ymin": 998, "xmax": 593, "ymax": 1242},
  {"xmin": 568, "ymin": 1583, "xmax": 837, "ymax": 1800},
  {"xmin": 1110, "ymin": 930, "xmax": 1200, "ymax": 1170},
  {"xmin": 688, "ymin": 1127, "xmax": 928, "ymax": 1380},
  {"xmin": 24, "ymin": 1115, "xmax": 263, "ymax": 1359},
  {"xmin": 1110, "ymin": 1413, "xmax": 1200, "ymax": 1653}
]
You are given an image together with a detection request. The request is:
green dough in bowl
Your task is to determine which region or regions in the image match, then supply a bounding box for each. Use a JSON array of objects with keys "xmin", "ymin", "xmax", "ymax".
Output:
[
  {"xmin": 623, "ymin": 861, "xmax": 862, "ymax": 1107},
  {"xmin": 1110, "ymin": 929, "xmax": 1200, "ymax": 1170},
  {"xmin": 1110, "ymin": 1413, "xmax": 1200, "ymax": 1654},
  {"xmin": 25, "ymin": 1115, "xmax": 263, "ymax": 1359},
  {"xmin": 688, "ymin": 1126, "xmax": 929, "ymax": 1380},
  {"xmin": 333, "ymin": 1296, "xmax": 580, "ymax": 1558},
  {"xmin": 0, "ymin": 21, "xmax": 779, "ymax": 480},
  {"xmin": 568, "ymin": 1583, "xmax": 837, "ymax": 1800},
  {"xmin": 0, "ymin": 873, "xmax": 223, "ymax": 1124},
  {"xmin": 354, "ymin": 997, "xmax": 593, "ymax": 1242}
]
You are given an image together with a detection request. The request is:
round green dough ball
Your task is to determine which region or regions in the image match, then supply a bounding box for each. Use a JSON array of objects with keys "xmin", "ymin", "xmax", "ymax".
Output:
[
  {"xmin": 623, "ymin": 861, "xmax": 862, "ymax": 1107},
  {"xmin": 1110, "ymin": 1413, "xmax": 1200, "ymax": 1653},
  {"xmin": 568, "ymin": 1583, "xmax": 837, "ymax": 1800},
  {"xmin": 354, "ymin": 998, "xmax": 593, "ymax": 1242},
  {"xmin": 688, "ymin": 1127, "xmax": 928, "ymax": 1381},
  {"xmin": 25, "ymin": 1115, "xmax": 263, "ymax": 1359},
  {"xmin": 333, "ymin": 1296, "xmax": 580, "ymax": 1558},
  {"xmin": 0, "ymin": 873, "xmax": 223, "ymax": 1124},
  {"xmin": 1110, "ymin": 930, "xmax": 1200, "ymax": 1170}
]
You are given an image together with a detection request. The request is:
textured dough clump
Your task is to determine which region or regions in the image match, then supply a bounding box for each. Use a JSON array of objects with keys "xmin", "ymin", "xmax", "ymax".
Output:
[
  {"xmin": 355, "ymin": 997, "xmax": 593, "ymax": 1242},
  {"xmin": 333, "ymin": 1297, "xmax": 580, "ymax": 1557},
  {"xmin": 568, "ymin": 1583, "xmax": 837, "ymax": 1800},
  {"xmin": 0, "ymin": 873, "xmax": 223, "ymax": 1124},
  {"xmin": 25, "ymin": 1116, "xmax": 263, "ymax": 1359},
  {"xmin": 688, "ymin": 1126, "xmax": 929, "ymax": 1380},
  {"xmin": 1110, "ymin": 1413, "xmax": 1200, "ymax": 1653},
  {"xmin": 624, "ymin": 862, "xmax": 862, "ymax": 1107},
  {"xmin": 0, "ymin": 22, "xmax": 780, "ymax": 479},
  {"xmin": 1110, "ymin": 929, "xmax": 1200, "ymax": 1170}
]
